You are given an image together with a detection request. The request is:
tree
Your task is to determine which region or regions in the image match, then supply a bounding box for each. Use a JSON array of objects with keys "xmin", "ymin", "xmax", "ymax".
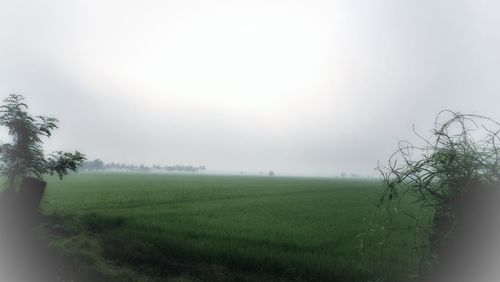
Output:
[
  {"xmin": 81, "ymin": 159, "xmax": 104, "ymax": 171},
  {"xmin": 0, "ymin": 94, "xmax": 85, "ymax": 191}
]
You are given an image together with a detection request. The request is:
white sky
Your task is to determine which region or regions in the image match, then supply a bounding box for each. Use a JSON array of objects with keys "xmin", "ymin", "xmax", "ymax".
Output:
[{"xmin": 0, "ymin": 0, "xmax": 499, "ymax": 176}]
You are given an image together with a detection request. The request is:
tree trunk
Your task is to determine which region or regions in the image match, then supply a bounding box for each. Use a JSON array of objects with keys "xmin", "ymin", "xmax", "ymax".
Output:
[{"xmin": 18, "ymin": 177, "xmax": 47, "ymax": 215}]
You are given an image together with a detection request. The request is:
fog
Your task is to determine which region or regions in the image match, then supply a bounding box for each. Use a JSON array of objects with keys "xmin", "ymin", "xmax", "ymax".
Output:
[{"xmin": 0, "ymin": 0, "xmax": 499, "ymax": 176}]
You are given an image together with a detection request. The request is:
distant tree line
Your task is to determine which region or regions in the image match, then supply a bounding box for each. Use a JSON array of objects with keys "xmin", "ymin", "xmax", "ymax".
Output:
[{"xmin": 81, "ymin": 159, "xmax": 206, "ymax": 173}]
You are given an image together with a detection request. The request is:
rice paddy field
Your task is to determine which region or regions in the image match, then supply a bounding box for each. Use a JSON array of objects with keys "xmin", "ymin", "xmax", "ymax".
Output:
[{"xmin": 39, "ymin": 173, "xmax": 427, "ymax": 281}]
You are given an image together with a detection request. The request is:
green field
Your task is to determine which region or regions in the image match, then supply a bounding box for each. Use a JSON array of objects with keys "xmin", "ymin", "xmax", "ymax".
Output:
[{"xmin": 40, "ymin": 173, "xmax": 426, "ymax": 281}]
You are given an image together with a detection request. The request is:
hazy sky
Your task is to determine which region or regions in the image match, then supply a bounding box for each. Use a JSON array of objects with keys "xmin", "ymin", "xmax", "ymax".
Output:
[{"xmin": 0, "ymin": 0, "xmax": 499, "ymax": 176}]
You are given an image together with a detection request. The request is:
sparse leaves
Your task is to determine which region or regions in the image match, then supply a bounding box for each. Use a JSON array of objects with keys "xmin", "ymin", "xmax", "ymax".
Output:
[{"xmin": 46, "ymin": 151, "xmax": 86, "ymax": 179}]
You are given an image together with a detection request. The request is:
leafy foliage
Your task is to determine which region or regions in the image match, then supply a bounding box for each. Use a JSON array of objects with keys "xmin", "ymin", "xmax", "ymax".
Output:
[{"xmin": 0, "ymin": 94, "xmax": 85, "ymax": 190}]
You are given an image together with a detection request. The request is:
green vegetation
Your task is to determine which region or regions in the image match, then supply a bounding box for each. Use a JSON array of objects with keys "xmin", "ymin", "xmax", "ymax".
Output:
[
  {"xmin": 0, "ymin": 94, "xmax": 85, "ymax": 191},
  {"xmin": 41, "ymin": 173, "xmax": 424, "ymax": 281},
  {"xmin": 376, "ymin": 111, "xmax": 500, "ymax": 258}
]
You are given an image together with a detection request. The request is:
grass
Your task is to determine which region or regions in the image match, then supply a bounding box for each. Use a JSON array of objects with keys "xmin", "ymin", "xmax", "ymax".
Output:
[{"xmin": 39, "ymin": 173, "xmax": 427, "ymax": 281}]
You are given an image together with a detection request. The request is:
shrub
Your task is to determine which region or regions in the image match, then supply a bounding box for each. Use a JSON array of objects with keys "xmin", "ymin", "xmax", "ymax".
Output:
[{"xmin": 375, "ymin": 110, "xmax": 500, "ymax": 259}]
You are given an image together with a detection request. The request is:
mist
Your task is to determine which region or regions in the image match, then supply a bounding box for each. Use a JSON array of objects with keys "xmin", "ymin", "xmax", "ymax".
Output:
[{"xmin": 1, "ymin": 0, "xmax": 499, "ymax": 176}]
